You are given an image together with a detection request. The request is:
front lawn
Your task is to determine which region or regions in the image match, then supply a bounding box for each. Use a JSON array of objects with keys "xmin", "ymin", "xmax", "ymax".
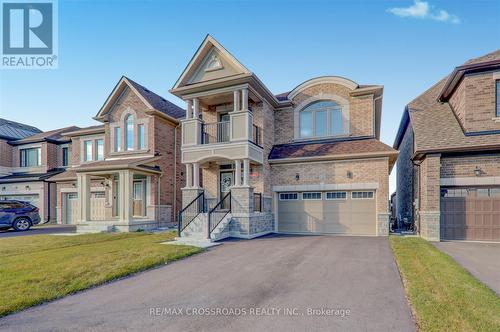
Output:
[
  {"xmin": 390, "ymin": 236, "xmax": 500, "ymax": 332},
  {"xmin": 0, "ymin": 231, "xmax": 201, "ymax": 317}
]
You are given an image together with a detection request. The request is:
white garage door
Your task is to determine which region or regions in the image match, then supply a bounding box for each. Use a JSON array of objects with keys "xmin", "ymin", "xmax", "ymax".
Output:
[
  {"xmin": 0, "ymin": 194, "xmax": 40, "ymax": 207},
  {"xmin": 278, "ymin": 191, "xmax": 376, "ymax": 235}
]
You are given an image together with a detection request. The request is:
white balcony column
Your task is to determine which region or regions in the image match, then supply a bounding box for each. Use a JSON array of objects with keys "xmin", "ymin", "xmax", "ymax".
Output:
[
  {"xmin": 77, "ymin": 173, "xmax": 91, "ymax": 222},
  {"xmin": 241, "ymin": 88, "xmax": 248, "ymax": 111},
  {"xmin": 193, "ymin": 98, "xmax": 200, "ymax": 119},
  {"xmin": 243, "ymin": 159, "xmax": 250, "ymax": 186},
  {"xmin": 234, "ymin": 159, "xmax": 241, "ymax": 186},
  {"xmin": 186, "ymin": 100, "xmax": 193, "ymax": 119},
  {"xmin": 185, "ymin": 164, "xmax": 193, "ymax": 188},
  {"xmin": 192, "ymin": 162, "xmax": 200, "ymax": 188},
  {"xmin": 233, "ymin": 90, "xmax": 240, "ymax": 112}
]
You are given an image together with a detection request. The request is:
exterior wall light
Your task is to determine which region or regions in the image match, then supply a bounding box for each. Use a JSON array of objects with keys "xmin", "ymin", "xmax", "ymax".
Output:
[
  {"xmin": 295, "ymin": 173, "xmax": 300, "ymax": 181},
  {"xmin": 347, "ymin": 171, "xmax": 353, "ymax": 179},
  {"xmin": 25, "ymin": 185, "xmax": 30, "ymax": 190},
  {"xmin": 474, "ymin": 166, "xmax": 482, "ymax": 177}
]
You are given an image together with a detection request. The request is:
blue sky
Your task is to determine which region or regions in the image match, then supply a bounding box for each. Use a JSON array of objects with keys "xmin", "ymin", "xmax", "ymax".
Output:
[{"xmin": 1, "ymin": 0, "xmax": 499, "ymax": 192}]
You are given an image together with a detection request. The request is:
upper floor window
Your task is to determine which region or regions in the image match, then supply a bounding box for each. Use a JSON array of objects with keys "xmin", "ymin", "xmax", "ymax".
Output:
[
  {"xmin": 114, "ymin": 127, "xmax": 122, "ymax": 152},
  {"xmin": 83, "ymin": 140, "xmax": 93, "ymax": 162},
  {"xmin": 299, "ymin": 101, "xmax": 346, "ymax": 138},
  {"xmin": 96, "ymin": 139, "xmax": 104, "ymax": 161},
  {"xmin": 126, "ymin": 115, "xmax": 134, "ymax": 151},
  {"xmin": 20, "ymin": 147, "xmax": 41, "ymax": 167},
  {"xmin": 496, "ymin": 80, "xmax": 500, "ymax": 117},
  {"xmin": 62, "ymin": 147, "xmax": 69, "ymax": 166},
  {"xmin": 138, "ymin": 124, "xmax": 145, "ymax": 150}
]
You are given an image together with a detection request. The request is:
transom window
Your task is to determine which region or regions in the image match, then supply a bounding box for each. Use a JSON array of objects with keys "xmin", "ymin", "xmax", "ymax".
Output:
[
  {"xmin": 279, "ymin": 193, "xmax": 298, "ymax": 201},
  {"xmin": 326, "ymin": 191, "xmax": 347, "ymax": 200},
  {"xmin": 302, "ymin": 192, "xmax": 322, "ymax": 200},
  {"xmin": 352, "ymin": 191, "xmax": 374, "ymax": 199},
  {"xmin": 300, "ymin": 101, "xmax": 346, "ymax": 138}
]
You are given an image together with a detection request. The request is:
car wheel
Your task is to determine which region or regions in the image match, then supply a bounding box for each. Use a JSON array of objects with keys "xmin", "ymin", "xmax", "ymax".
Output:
[{"xmin": 13, "ymin": 218, "xmax": 31, "ymax": 231}]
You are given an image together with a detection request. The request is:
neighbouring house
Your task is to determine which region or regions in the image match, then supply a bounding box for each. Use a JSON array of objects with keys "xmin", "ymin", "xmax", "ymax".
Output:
[
  {"xmin": 171, "ymin": 35, "xmax": 398, "ymax": 242},
  {"xmin": 50, "ymin": 76, "xmax": 185, "ymax": 232},
  {"xmin": 394, "ymin": 50, "xmax": 500, "ymax": 242},
  {"xmin": 0, "ymin": 119, "xmax": 78, "ymax": 222}
]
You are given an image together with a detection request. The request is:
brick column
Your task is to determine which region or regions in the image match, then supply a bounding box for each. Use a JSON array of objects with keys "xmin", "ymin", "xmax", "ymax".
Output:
[{"xmin": 419, "ymin": 154, "xmax": 441, "ymax": 241}]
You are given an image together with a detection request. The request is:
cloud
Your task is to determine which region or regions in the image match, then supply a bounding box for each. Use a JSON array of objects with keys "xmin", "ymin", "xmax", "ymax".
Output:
[{"xmin": 388, "ymin": 0, "xmax": 460, "ymax": 24}]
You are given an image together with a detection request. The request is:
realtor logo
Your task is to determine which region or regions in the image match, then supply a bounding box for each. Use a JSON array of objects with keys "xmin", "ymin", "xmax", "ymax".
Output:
[{"xmin": 1, "ymin": 0, "xmax": 58, "ymax": 69}]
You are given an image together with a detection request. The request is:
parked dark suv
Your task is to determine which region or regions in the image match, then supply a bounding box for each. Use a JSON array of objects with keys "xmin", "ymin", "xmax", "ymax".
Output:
[{"xmin": 0, "ymin": 200, "xmax": 41, "ymax": 231}]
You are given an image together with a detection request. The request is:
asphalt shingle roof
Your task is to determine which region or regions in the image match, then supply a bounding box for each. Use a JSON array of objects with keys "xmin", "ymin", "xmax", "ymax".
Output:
[
  {"xmin": 0, "ymin": 118, "xmax": 41, "ymax": 140},
  {"xmin": 126, "ymin": 77, "xmax": 185, "ymax": 119},
  {"xmin": 10, "ymin": 126, "xmax": 80, "ymax": 145}
]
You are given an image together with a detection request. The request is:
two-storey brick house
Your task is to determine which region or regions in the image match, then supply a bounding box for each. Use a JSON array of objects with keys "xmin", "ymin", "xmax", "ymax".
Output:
[
  {"xmin": 394, "ymin": 50, "xmax": 500, "ymax": 242},
  {"xmin": 0, "ymin": 119, "xmax": 77, "ymax": 222},
  {"xmin": 172, "ymin": 36, "xmax": 397, "ymax": 242},
  {"xmin": 50, "ymin": 76, "xmax": 184, "ymax": 232}
]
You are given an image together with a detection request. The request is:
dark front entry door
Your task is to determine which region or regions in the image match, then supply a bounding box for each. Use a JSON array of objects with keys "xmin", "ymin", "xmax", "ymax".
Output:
[{"xmin": 219, "ymin": 171, "xmax": 233, "ymax": 209}]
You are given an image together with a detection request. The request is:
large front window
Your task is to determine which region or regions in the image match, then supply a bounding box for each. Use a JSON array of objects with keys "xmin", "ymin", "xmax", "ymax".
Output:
[
  {"xmin": 126, "ymin": 115, "xmax": 134, "ymax": 151},
  {"xmin": 20, "ymin": 147, "xmax": 41, "ymax": 167},
  {"xmin": 299, "ymin": 101, "xmax": 346, "ymax": 138}
]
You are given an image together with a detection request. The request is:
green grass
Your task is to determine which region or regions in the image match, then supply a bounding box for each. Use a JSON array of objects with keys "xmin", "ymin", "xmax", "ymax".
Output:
[
  {"xmin": 0, "ymin": 231, "xmax": 201, "ymax": 317},
  {"xmin": 390, "ymin": 236, "xmax": 500, "ymax": 332}
]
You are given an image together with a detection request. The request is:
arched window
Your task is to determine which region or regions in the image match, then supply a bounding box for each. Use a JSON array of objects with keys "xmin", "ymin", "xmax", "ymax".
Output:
[
  {"xmin": 299, "ymin": 101, "xmax": 346, "ymax": 138},
  {"xmin": 125, "ymin": 114, "xmax": 134, "ymax": 150}
]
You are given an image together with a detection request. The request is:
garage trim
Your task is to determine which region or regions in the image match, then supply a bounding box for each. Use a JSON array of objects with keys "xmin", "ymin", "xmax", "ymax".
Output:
[{"xmin": 273, "ymin": 182, "xmax": 379, "ymax": 192}]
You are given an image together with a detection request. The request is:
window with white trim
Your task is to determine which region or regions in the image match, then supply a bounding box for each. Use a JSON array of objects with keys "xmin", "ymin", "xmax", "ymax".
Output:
[
  {"xmin": 302, "ymin": 192, "xmax": 322, "ymax": 200},
  {"xmin": 326, "ymin": 191, "xmax": 347, "ymax": 200},
  {"xmin": 20, "ymin": 147, "xmax": 41, "ymax": 167},
  {"xmin": 114, "ymin": 127, "xmax": 121, "ymax": 152},
  {"xmin": 96, "ymin": 139, "xmax": 104, "ymax": 161},
  {"xmin": 299, "ymin": 101, "xmax": 346, "ymax": 138},
  {"xmin": 279, "ymin": 193, "xmax": 298, "ymax": 201},
  {"xmin": 352, "ymin": 191, "xmax": 374, "ymax": 199},
  {"xmin": 83, "ymin": 140, "xmax": 93, "ymax": 162},
  {"xmin": 125, "ymin": 114, "xmax": 134, "ymax": 151},
  {"xmin": 138, "ymin": 124, "xmax": 145, "ymax": 150}
]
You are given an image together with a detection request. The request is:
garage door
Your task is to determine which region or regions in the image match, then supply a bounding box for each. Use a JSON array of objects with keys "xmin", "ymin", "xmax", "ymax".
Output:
[
  {"xmin": 441, "ymin": 187, "xmax": 500, "ymax": 241},
  {"xmin": 278, "ymin": 191, "xmax": 376, "ymax": 235},
  {"xmin": 0, "ymin": 194, "xmax": 39, "ymax": 207}
]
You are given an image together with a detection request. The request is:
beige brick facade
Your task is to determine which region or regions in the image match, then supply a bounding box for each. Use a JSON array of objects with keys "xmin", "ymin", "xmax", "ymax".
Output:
[{"xmin": 441, "ymin": 154, "xmax": 500, "ymax": 178}]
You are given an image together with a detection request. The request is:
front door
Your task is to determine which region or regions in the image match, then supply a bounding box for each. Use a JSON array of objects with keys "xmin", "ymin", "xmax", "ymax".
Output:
[
  {"xmin": 133, "ymin": 180, "xmax": 146, "ymax": 217},
  {"xmin": 219, "ymin": 171, "xmax": 233, "ymax": 209}
]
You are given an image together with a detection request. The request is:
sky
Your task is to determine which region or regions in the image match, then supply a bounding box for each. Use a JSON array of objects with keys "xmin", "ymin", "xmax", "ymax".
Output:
[{"xmin": 1, "ymin": 0, "xmax": 499, "ymax": 193}]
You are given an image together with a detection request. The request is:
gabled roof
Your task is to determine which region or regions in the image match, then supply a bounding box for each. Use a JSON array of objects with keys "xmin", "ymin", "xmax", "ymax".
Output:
[
  {"xmin": 0, "ymin": 118, "xmax": 41, "ymax": 140},
  {"xmin": 95, "ymin": 76, "xmax": 184, "ymax": 122},
  {"xmin": 171, "ymin": 34, "xmax": 251, "ymax": 90},
  {"xmin": 9, "ymin": 126, "xmax": 80, "ymax": 146},
  {"xmin": 394, "ymin": 76, "xmax": 500, "ymax": 154}
]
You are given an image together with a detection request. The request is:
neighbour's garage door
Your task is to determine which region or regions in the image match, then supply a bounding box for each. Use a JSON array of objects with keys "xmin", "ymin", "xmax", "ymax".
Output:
[
  {"xmin": 441, "ymin": 187, "xmax": 500, "ymax": 241},
  {"xmin": 278, "ymin": 191, "xmax": 376, "ymax": 235},
  {"xmin": 0, "ymin": 194, "xmax": 40, "ymax": 207}
]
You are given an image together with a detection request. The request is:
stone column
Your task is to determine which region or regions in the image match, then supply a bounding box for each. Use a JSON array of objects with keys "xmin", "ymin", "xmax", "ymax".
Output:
[
  {"xmin": 231, "ymin": 186, "xmax": 254, "ymax": 214},
  {"xmin": 243, "ymin": 159, "xmax": 250, "ymax": 186},
  {"xmin": 186, "ymin": 100, "xmax": 193, "ymax": 119},
  {"xmin": 193, "ymin": 162, "xmax": 200, "ymax": 188},
  {"xmin": 241, "ymin": 88, "xmax": 248, "ymax": 111},
  {"xmin": 234, "ymin": 159, "xmax": 241, "ymax": 186},
  {"xmin": 119, "ymin": 170, "xmax": 133, "ymax": 222},
  {"xmin": 77, "ymin": 173, "xmax": 91, "ymax": 222},
  {"xmin": 193, "ymin": 98, "xmax": 200, "ymax": 119},
  {"xmin": 185, "ymin": 164, "xmax": 193, "ymax": 188},
  {"xmin": 233, "ymin": 90, "xmax": 240, "ymax": 112}
]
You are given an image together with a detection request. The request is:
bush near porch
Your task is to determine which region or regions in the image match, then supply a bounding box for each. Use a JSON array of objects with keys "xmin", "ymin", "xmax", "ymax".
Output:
[
  {"xmin": 0, "ymin": 232, "xmax": 201, "ymax": 317},
  {"xmin": 390, "ymin": 236, "xmax": 500, "ymax": 332}
]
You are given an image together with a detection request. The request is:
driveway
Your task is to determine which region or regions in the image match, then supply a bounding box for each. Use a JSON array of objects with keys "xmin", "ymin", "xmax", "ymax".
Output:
[
  {"xmin": 434, "ymin": 241, "xmax": 500, "ymax": 294},
  {"xmin": 0, "ymin": 224, "xmax": 76, "ymax": 238},
  {"xmin": 0, "ymin": 235, "xmax": 415, "ymax": 332}
]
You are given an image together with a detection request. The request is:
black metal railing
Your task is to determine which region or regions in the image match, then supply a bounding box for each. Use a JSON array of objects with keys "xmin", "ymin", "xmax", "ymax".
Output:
[
  {"xmin": 178, "ymin": 192, "xmax": 205, "ymax": 236},
  {"xmin": 208, "ymin": 191, "xmax": 231, "ymax": 238},
  {"xmin": 253, "ymin": 192, "xmax": 262, "ymax": 212},
  {"xmin": 202, "ymin": 121, "xmax": 230, "ymax": 144},
  {"xmin": 252, "ymin": 125, "xmax": 262, "ymax": 146}
]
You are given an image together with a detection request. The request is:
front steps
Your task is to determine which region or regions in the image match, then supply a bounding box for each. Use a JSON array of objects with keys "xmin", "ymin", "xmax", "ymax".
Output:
[
  {"xmin": 179, "ymin": 213, "xmax": 232, "ymax": 242},
  {"xmin": 76, "ymin": 223, "xmax": 114, "ymax": 233}
]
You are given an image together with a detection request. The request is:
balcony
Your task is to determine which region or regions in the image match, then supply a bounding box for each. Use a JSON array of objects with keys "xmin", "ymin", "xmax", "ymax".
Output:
[{"xmin": 202, "ymin": 121, "xmax": 262, "ymax": 146}]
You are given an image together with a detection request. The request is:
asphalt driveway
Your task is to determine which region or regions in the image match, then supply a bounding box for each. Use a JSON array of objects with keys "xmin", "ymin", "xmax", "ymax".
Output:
[
  {"xmin": 0, "ymin": 224, "xmax": 76, "ymax": 238},
  {"xmin": 0, "ymin": 235, "xmax": 415, "ymax": 332},
  {"xmin": 434, "ymin": 241, "xmax": 500, "ymax": 294}
]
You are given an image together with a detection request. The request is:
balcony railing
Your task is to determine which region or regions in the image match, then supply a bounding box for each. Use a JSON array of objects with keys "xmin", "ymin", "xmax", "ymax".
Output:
[
  {"xmin": 252, "ymin": 125, "xmax": 262, "ymax": 146},
  {"xmin": 202, "ymin": 121, "xmax": 230, "ymax": 144}
]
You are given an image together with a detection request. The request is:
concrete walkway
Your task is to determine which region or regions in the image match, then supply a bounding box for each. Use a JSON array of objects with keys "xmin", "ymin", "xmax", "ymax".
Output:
[
  {"xmin": 0, "ymin": 235, "xmax": 415, "ymax": 332},
  {"xmin": 0, "ymin": 224, "xmax": 76, "ymax": 238},
  {"xmin": 434, "ymin": 241, "xmax": 500, "ymax": 294}
]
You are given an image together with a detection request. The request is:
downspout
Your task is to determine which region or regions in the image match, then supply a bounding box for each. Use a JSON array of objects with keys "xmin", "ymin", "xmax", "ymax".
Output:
[{"xmin": 173, "ymin": 123, "xmax": 181, "ymax": 223}]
